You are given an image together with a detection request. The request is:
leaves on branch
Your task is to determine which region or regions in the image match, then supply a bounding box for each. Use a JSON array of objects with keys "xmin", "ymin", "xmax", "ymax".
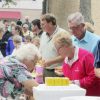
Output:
[{"xmin": 2, "ymin": 0, "xmax": 17, "ymax": 7}]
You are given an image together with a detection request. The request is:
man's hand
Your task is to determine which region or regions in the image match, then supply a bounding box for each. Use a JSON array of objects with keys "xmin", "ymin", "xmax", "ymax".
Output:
[
  {"xmin": 42, "ymin": 60, "xmax": 53, "ymax": 67},
  {"xmin": 54, "ymin": 67, "xmax": 63, "ymax": 76},
  {"xmin": 42, "ymin": 56, "xmax": 64, "ymax": 68}
]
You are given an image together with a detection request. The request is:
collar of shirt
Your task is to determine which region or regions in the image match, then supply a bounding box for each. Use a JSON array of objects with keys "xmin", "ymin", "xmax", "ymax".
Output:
[
  {"xmin": 64, "ymin": 46, "xmax": 79, "ymax": 66},
  {"xmin": 46, "ymin": 26, "xmax": 59, "ymax": 41},
  {"xmin": 73, "ymin": 31, "xmax": 89, "ymax": 43}
]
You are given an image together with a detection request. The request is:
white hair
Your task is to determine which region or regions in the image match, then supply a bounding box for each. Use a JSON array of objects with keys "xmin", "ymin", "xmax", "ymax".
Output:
[
  {"xmin": 14, "ymin": 43, "xmax": 41, "ymax": 61},
  {"xmin": 67, "ymin": 12, "xmax": 85, "ymax": 25},
  {"xmin": 13, "ymin": 35, "xmax": 22, "ymax": 43}
]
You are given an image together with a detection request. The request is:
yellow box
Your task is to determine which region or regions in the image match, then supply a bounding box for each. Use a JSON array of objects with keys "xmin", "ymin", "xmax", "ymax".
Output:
[
  {"xmin": 45, "ymin": 77, "xmax": 55, "ymax": 86},
  {"xmin": 62, "ymin": 77, "xmax": 70, "ymax": 86},
  {"xmin": 45, "ymin": 77, "xmax": 70, "ymax": 86}
]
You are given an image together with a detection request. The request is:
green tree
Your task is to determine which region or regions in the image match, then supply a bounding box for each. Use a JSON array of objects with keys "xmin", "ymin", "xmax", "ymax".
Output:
[{"xmin": 2, "ymin": 0, "xmax": 16, "ymax": 7}]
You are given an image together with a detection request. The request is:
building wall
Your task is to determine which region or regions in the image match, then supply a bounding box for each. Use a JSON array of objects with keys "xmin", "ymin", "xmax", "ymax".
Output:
[
  {"xmin": 91, "ymin": 0, "xmax": 100, "ymax": 35},
  {"xmin": 0, "ymin": 0, "xmax": 42, "ymax": 22},
  {"xmin": 0, "ymin": 0, "xmax": 43, "ymax": 10}
]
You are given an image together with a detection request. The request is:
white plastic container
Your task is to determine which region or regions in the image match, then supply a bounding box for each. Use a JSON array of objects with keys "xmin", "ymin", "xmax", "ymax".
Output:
[
  {"xmin": 33, "ymin": 84, "xmax": 86, "ymax": 100},
  {"xmin": 60, "ymin": 96, "xmax": 100, "ymax": 100}
]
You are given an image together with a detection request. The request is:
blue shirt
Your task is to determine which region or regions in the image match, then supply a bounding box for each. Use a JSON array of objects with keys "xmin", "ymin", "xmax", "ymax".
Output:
[
  {"xmin": 72, "ymin": 31, "xmax": 100, "ymax": 56},
  {"xmin": 6, "ymin": 37, "xmax": 14, "ymax": 56},
  {"xmin": 94, "ymin": 40, "xmax": 100, "ymax": 68},
  {"xmin": 6, "ymin": 37, "xmax": 24, "ymax": 56}
]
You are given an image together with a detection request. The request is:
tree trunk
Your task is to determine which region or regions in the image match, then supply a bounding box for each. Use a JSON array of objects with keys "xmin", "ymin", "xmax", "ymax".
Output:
[{"xmin": 42, "ymin": 0, "xmax": 47, "ymax": 14}]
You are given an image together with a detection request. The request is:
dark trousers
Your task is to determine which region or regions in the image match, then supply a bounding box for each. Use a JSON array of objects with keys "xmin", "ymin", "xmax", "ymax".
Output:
[
  {"xmin": 43, "ymin": 68, "xmax": 59, "ymax": 82},
  {"xmin": 1, "ymin": 49, "xmax": 6, "ymax": 57}
]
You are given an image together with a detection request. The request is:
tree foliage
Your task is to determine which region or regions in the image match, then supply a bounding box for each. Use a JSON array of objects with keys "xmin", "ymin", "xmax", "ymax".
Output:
[{"xmin": 2, "ymin": 0, "xmax": 17, "ymax": 7}]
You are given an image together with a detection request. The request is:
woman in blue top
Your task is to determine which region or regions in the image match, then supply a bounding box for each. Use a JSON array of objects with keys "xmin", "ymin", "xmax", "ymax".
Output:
[{"xmin": 6, "ymin": 25, "xmax": 24, "ymax": 56}]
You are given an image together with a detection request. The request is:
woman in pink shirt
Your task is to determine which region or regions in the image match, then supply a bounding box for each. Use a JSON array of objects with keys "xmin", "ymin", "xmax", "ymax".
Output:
[{"xmin": 53, "ymin": 33, "xmax": 100, "ymax": 96}]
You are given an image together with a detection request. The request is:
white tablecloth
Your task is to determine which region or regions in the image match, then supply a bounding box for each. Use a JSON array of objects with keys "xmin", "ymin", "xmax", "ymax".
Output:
[
  {"xmin": 60, "ymin": 96, "xmax": 100, "ymax": 100},
  {"xmin": 33, "ymin": 84, "xmax": 86, "ymax": 100}
]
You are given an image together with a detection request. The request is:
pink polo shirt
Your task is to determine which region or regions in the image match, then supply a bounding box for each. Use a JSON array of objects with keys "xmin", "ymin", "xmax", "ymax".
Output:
[{"xmin": 63, "ymin": 48, "xmax": 100, "ymax": 96}]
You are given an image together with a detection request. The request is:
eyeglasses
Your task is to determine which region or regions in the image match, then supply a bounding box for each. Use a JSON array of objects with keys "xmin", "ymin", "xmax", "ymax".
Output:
[
  {"xmin": 69, "ymin": 25, "xmax": 80, "ymax": 30},
  {"xmin": 68, "ymin": 24, "xmax": 83, "ymax": 31}
]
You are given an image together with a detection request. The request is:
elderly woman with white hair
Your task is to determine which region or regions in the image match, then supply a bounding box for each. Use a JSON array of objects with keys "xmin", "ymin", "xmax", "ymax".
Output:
[{"xmin": 0, "ymin": 43, "xmax": 40, "ymax": 99}]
